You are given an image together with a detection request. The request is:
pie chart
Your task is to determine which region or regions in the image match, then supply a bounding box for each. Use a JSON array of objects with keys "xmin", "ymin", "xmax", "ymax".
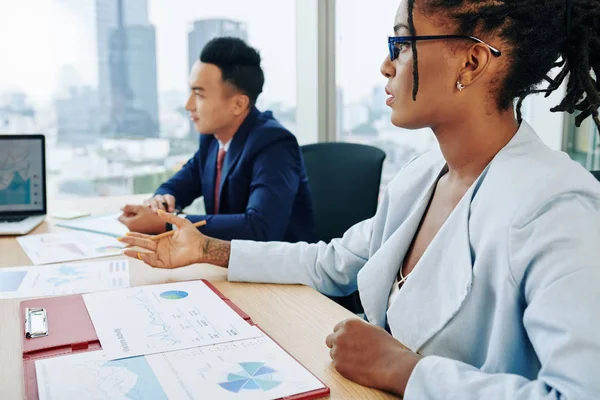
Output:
[
  {"xmin": 219, "ymin": 362, "xmax": 281, "ymax": 393},
  {"xmin": 159, "ymin": 290, "xmax": 189, "ymax": 300}
]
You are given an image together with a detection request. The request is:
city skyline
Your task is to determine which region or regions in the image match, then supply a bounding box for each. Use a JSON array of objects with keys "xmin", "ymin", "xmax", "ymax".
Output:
[
  {"xmin": 0, "ymin": 0, "xmax": 405, "ymax": 117},
  {"xmin": 99, "ymin": 0, "xmax": 160, "ymax": 138},
  {"xmin": 53, "ymin": 0, "xmax": 161, "ymax": 141},
  {"xmin": 0, "ymin": 0, "xmax": 298, "ymax": 109}
]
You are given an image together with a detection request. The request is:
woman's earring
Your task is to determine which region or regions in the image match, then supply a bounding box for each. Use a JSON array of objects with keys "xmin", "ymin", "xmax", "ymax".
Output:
[{"xmin": 456, "ymin": 81, "xmax": 466, "ymax": 91}]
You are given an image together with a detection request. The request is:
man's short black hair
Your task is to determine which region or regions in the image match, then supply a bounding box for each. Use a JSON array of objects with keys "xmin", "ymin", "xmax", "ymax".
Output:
[{"xmin": 200, "ymin": 37, "xmax": 265, "ymax": 106}]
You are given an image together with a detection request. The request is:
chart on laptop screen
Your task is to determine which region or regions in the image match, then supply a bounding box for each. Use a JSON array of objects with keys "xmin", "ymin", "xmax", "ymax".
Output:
[{"xmin": 0, "ymin": 138, "xmax": 44, "ymax": 212}]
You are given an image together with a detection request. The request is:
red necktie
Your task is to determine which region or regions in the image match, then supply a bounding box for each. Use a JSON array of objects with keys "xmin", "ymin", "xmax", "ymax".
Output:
[{"xmin": 214, "ymin": 148, "xmax": 226, "ymax": 214}]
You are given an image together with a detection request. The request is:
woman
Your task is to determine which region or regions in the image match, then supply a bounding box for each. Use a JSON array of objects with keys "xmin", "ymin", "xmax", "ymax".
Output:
[{"xmin": 120, "ymin": 0, "xmax": 600, "ymax": 398}]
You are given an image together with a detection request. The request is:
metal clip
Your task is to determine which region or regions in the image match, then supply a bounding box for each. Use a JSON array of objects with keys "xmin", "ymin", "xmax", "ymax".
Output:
[{"xmin": 25, "ymin": 307, "xmax": 48, "ymax": 339}]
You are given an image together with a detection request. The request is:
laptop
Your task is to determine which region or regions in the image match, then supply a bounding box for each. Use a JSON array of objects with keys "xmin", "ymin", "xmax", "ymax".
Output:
[{"xmin": 0, "ymin": 134, "xmax": 47, "ymax": 235}]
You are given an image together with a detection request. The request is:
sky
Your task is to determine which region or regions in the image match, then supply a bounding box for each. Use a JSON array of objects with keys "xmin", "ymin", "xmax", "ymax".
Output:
[
  {"xmin": 0, "ymin": 1, "xmax": 97, "ymax": 101},
  {"xmin": 0, "ymin": 0, "xmax": 402, "ymax": 107}
]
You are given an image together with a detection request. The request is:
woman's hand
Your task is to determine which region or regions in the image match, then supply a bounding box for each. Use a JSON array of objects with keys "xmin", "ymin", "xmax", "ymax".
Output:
[
  {"xmin": 119, "ymin": 210, "xmax": 230, "ymax": 269},
  {"xmin": 325, "ymin": 318, "xmax": 422, "ymax": 396}
]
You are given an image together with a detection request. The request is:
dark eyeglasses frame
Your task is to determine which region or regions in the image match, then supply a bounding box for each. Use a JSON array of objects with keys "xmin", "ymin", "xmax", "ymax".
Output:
[{"xmin": 388, "ymin": 35, "xmax": 502, "ymax": 61}]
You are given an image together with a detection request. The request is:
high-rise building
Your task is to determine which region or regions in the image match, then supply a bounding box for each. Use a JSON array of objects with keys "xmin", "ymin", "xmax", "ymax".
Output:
[
  {"xmin": 188, "ymin": 19, "xmax": 248, "ymax": 72},
  {"xmin": 56, "ymin": 87, "xmax": 100, "ymax": 144},
  {"xmin": 96, "ymin": 0, "xmax": 159, "ymax": 138},
  {"xmin": 187, "ymin": 19, "xmax": 248, "ymax": 137},
  {"xmin": 0, "ymin": 92, "xmax": 37, "ymax": 134},
  {"xmin": 96, "ymin": 0, "xmax": 118, "ymax": 133},
  {"xmin": 120, "ymin": 0, "xmax": 149, "ymax": 26}
]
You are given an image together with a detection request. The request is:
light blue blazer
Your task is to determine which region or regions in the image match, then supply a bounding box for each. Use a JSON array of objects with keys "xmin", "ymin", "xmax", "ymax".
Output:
[{"xmin": 228, "ymin": 121, "xmax": 600, "ymax": 399}]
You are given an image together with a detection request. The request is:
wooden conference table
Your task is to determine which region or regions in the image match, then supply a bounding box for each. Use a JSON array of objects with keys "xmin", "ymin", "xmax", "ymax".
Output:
[{"xmin": 0, "ymin": 195, "xmax": 397, "ymax": 399}]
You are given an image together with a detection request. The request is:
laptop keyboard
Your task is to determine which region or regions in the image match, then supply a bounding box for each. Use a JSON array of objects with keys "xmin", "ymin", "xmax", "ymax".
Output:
[{"xmin": 0, "ymin": 216, "xmax": 28, "ymax": 223}]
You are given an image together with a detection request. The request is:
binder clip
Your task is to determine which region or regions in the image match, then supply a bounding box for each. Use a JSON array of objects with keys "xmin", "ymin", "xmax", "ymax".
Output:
[{"xmin": 25, "ymin": 307, "xmax": 48, "ymax": 339}]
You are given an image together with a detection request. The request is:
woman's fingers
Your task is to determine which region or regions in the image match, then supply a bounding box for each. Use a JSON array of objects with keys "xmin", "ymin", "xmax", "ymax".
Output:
[{"xmin": 118, "ymin": 236, "xmax": 158, "ymax": 252}]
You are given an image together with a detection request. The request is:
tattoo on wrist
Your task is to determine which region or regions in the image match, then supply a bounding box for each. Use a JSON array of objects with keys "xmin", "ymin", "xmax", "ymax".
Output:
[{"xmin": 201, "ymin": 238, "xmax": 231, "ymax": 268}]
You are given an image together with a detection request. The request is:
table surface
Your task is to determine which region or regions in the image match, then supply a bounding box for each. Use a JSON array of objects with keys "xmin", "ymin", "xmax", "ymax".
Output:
[{"xmin": 0, "ymin": 195, "xmax": 397, "ymax": 399}]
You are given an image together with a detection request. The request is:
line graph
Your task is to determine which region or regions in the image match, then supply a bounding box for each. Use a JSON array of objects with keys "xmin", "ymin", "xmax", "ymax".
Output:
[
  {"xmin": 83, "ymin": 282, "xmax": 261, "ymax": 359},
  {"xmin": 36, "ymin": 352, "xmax": 168, "ymax": 400},
  {"xmin": 97, "ymin": 357, "xmax": 167, "ymax": 399},
  {"xmin": 127, "ymin": 290, "xmax": 180, "ymax": 348},
  {"xmin": 0, "ymin": 145, "xmax": 33, "ymax": 206},
  {"xmin": 0, "ymin": 148, "xmax": 31, "ymax": 190},
  {"xmin": 0, "ymin": 171, "xmax": 30, "ymax": 205}
]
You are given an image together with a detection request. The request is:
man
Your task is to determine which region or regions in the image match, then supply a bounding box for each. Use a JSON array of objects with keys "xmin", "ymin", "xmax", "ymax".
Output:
[{"xmin": 119, "ymin": 37, "xmax": 316, "ymax": 243}]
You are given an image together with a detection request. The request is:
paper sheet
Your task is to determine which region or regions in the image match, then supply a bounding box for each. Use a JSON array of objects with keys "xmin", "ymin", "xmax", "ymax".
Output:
[
  {"xmin": 36, "ymin": 351, "xmax": 169, "ymax": 400},
  {"xmin": 56, "ymin": 212, "xmax": 129, "ymax": 238},
  {"xmin": 50, "ymin": 210, "xmax": 91, "ymax": 220},
  {"xmin": 35, "ymin": 327, "xmax": 325, "ymax": 400},
  {"xmin": 83, "ymin": 281, "xmax": 262, "ymax": 360},
  {"xmin": 147, "ymin": 327, "xmax": 326, "ymax": 399},
  {"xmin": 0, "ymin": 260, "xmax": 129, "ymax": 299},
  {"xmin": 17, "ymin": 231, "xmax": 126, "ymax": 265}
]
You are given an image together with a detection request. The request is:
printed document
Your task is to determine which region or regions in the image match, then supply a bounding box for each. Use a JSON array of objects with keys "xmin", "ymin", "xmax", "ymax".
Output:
[
  {"xmin": 36, "ymin": 327, "xmax": 325, "ymax": 400},
  {"xmin": 0, "ymin": 260, "xmax": 129, "ymax": 299},
  {"xmin": 17, "ymin": 231, "xmax": 126, "ymax": 265},
  {"xmin": 56, "ymin": 212, "xmax": 129, "ymax": 238},
  {"xmin": 83, "ymin": 281, "xmax": 261, "ymax": 360}
]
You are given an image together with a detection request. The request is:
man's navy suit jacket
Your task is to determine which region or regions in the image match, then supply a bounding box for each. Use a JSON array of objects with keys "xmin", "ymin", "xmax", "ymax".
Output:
[{"xmin": 155, "ymin": 107, "xmax": 317, "ymax": 243}]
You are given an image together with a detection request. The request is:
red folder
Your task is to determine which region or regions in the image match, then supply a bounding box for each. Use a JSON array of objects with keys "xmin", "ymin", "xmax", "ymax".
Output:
[{"xmin": 20, "ymin": 280, "xmax": 330, "ymax": 400}]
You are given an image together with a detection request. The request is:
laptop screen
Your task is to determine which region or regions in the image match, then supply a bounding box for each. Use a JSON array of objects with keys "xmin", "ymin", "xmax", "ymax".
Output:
[{"xmin": 0, "ymin": 135, "xmax": 46, "ymax": 215}]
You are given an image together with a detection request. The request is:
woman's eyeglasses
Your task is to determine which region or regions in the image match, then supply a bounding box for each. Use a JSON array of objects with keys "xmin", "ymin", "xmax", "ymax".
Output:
[{"xmin": 388, "ymin": 35, "xmax": 502, "ymax": 61}]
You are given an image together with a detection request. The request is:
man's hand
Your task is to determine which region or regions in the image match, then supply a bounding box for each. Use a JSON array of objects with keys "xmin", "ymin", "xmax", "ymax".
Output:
[
  {"xmin": 325, "ymin": 318, "xmax": 422, "ymax": 396},
  {"xmin": 119, "ymin": 210, "xmax": 231, "ymax": 269},
  {"xmin": 144, "ymin": 194, "xmax": 177, "ymax": 212},
  {"xmin": 118, "ymin": 204, "xmax": 167, "ymax": 234}
]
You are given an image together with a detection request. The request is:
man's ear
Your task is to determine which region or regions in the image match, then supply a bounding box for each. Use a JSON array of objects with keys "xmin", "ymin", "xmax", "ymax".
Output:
[{"xmin": 232, "ymin": 93, "xmax": 250, "ymax": 115}]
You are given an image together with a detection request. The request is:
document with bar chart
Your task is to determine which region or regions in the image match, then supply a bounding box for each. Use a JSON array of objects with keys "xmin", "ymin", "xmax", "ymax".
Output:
[
  {"xmin": 83, "ymin": 281, "xmax": 262, "ymax": 360},
  {"xmin": 0, "ymin": 259, "xmax": 129, "ymax": 299},
  {"xmin": 16, "ymin": 231, "xmax": 126, "ymax": 265}
]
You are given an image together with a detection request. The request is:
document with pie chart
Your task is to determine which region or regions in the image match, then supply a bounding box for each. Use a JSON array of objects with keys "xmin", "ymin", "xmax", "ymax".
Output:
[
  {"xmin": 83, "ymin": 281, "xmax": 262, "ymax": 360},
  {"xmin": 16, "ymin": 231, "xmax": 126, "ymax": 265},
  {"xmin": 147, "ymin": 326, "xmax": 326, "ymax": 399},
  {"xmin": 35, "ymin": 327, "xmax": 325, "ymax": 400}
]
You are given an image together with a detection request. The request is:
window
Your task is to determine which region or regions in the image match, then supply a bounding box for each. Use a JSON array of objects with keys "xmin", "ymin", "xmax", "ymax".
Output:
[
  {"xmin": 0, "ymin": 0, "xmax": 297, "ymax": 199},
  {"xmin": 335, "ymin": 1, "xmax": 575, "ymax": 191},
  {"xmin": 335, "ymin": 0, "xmax": 437, "ymax": 191},
  {"xmin": 565, "ymin": 115, "xmax": 600, "ymax": 171}
]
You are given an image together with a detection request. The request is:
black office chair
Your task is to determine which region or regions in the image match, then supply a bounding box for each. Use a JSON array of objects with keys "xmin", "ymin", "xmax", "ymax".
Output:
[
  {"xmin": 301, "ymin": 142, "xmax": 386, "ymax": 313},
  {"xmin": 591, "ymin": 170, "xmax": 600, "ymax": 182}
]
